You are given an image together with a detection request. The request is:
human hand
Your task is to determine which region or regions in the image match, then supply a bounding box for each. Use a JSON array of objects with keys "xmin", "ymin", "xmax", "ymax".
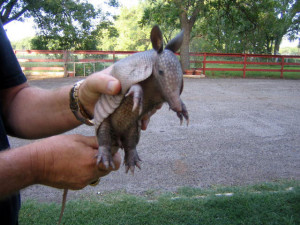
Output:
[
  {"xmin": 78, "ymin": 66, "xmax": 121, "ymax": 117},
  {"xmin": 78, "ymin": 66, "xmax": 162, "ymax": 130},
  {"xmin": 31, "ymin": 134, "xmax": 121, "ymax": 190}
]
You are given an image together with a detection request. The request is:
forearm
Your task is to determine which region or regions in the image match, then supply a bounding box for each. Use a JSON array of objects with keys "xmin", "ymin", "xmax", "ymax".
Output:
[
  {"xmin": 0, "ymin": 146, "xmax": 36, "ymax": 198},
  {"xmin": 5, "ymin": 85, "xmax": 81, "ymax": 139},
  {"xmin": 0, "ymin": 135, "xmax": 121, "ymax": 198},
  {"xmin": 2, "ymin": 69, "xmax": 121, "ymax": 139}
]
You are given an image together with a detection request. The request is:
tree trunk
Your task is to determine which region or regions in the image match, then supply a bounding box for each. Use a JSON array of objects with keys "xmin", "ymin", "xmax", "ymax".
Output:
[
  {"xmin": 274, "ymin": 36, "xmax": 282, "ymax": 55},
  {"xmin": 180, "ymin": 18, "xmax": 191, "ymax": 71},
  {"xmin": 175, "ymin": 0, "xmax": 203, "ymax": 71}
]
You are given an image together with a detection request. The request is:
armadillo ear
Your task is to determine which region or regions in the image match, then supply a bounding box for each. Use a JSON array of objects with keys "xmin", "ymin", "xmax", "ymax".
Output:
[
  {"xmin": 165, "ymin": 30, "xmax": 184, "ymax": 53},
  {"xmin": 151, "ymin": 25, "xmax": 163, "ymax": 53}
]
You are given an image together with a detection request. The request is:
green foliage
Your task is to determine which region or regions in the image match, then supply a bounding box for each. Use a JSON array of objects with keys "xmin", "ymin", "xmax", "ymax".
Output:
[
  {"xmin": 196, "ymin": 0, "xmax": 300, "ymax": 54},
  {"xmin": 140, "ymin": 0, "xmax": 181, "ymax": 43},
  {"xmin": 30, "ymin": 0, "xmax": 99, "ymax": 50},
  {"xmin": 1, "ymin": 0, "xmax": 102, "ymax": 50},
  {"xmin": 142, "ymin": 0, "xmax": 299, "ymax": 55},
  {"xmin": 11, "ymin": 37, "xmax": 32, "ymax": 49},
  {"xmin": 19, "ymin": 180, "xmax": 300, "ymax": 225},
  {"xmin": 97, "ymin": 3, "xmax": 153, "ymax": 51}
]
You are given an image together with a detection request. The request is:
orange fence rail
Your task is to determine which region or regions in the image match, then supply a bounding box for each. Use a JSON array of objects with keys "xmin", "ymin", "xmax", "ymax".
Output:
[{"xmin": 15, "ymin": 50, "xmax": 300, "ymax": 79}]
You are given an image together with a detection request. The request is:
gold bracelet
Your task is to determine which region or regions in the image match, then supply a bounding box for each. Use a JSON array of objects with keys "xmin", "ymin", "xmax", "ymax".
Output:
[{"xmin": 70, "ymin": 80, "xmax": 94, "ymax": 126}]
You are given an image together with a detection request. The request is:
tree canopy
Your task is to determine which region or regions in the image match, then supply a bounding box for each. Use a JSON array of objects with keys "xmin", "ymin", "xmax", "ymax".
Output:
[
  {"xmin": 1, "ymin": 0, "xmax": 102, "ymax": 50},
  {"xmin": 3, "ymin": 0, "xmax": 299, "ymax": 60}
]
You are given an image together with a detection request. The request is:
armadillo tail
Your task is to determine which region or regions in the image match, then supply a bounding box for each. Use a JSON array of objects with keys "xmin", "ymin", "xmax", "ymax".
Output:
[{"xmin": 58, "ymin": 189, "xmax": 68, "ymax": 225}]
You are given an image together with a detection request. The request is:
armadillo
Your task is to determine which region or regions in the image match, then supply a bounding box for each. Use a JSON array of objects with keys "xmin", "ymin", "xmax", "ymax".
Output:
[
  {"xmin": 58, "ymin": 25, "xmax": 189, "ymax": 224},
  {"xmin": 94, "ymin": 25, "xmax": 189, "ymax": 173}
]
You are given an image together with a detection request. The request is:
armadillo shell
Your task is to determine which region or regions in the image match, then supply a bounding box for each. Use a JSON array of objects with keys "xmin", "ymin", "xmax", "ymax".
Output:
[{"xmin": 94, "ymin": 50, "xmax": 156, "ymax": 128}]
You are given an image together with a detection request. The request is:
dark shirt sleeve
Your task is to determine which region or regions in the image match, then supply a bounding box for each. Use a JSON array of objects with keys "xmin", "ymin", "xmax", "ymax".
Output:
[
  {"xmin": 0, "ymin": 21, "xmax": 27, "ymax": 89},
  {"xmin": 0, "ymin": 21, "xmax": 26, "ymax": 225}
]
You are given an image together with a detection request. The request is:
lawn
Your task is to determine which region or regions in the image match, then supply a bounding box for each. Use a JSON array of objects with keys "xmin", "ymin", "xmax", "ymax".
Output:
[{"xmin": 20, "ymin": 180, "xmax": 300, "ymax": 225}]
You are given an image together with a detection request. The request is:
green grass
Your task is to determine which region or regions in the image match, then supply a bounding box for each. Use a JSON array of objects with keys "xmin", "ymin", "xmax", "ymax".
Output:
[{"xmin": 19, "ymin": 180, "xmax": 300, "ymax": 225}]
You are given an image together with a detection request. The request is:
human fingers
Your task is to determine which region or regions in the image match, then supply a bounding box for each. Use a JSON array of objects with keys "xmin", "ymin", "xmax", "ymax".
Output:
[
  {"xmin": 78, "ymin": 67, "xmax": 121, "ymax": 114},
  {"xmin": 86, "ymin": 68, "xmax": 121, "ymax": 95}
]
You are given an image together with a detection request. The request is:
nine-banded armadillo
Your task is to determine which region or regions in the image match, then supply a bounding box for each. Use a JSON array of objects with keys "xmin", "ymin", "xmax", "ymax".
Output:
[
  {"xmin": 94, "ymin": 25, "xmax": 189, "ymax": 173},
  {"xmin": 58, "ymin": 25, "xmax": 189, "ymax": 224}
]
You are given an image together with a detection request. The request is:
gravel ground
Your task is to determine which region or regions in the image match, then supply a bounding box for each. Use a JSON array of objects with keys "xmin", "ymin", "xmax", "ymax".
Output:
[{"xmin": 8, "ymin": 77, "xmax": 300, "ymax": 203}]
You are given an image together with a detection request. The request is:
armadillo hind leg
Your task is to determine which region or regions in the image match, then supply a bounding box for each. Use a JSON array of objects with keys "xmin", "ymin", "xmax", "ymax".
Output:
[
  {"xmin": 96, "ymin": 119, "xmax": 115, "ymax": 169},
  {"xmin": 125, "ymin": 84, "xmax": 143, "ymax": 115},
  {"xmin": 122, "ymin": 123, "xmax": 142, "ymax": 174}
]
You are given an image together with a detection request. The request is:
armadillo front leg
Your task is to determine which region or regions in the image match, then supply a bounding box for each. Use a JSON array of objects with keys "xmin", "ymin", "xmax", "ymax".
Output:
[
  {"xmin": 96, "ymin": 119, "xmax": 115, "ymax": 169},
  {"xmin": 125, "ymin": 84, "xmax": 143, "ymax": 115},
  {"xmin": 122, "ymin": 122, "xmax": 142, "ymax": 174}
]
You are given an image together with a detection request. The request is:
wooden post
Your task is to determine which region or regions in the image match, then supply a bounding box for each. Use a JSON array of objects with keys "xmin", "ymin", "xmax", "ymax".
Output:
[
  {"xmin": 243, "ymin": 54, "xmax": 247, "ymax": 78},
  {"xmin": 280, "ymin": 56, "xmax": 284, "ymax": 79},
  {"xmin": 73, "ymin": 62, "xmax": 76, "ymax": 76},
  {"xmin": 63, "ymin": 50, "xmax": 69, "ymax": 77},
  {"xmin": 113, "ymin": 51, "xmax": 116, "ymax": 63},
  {"xmin": 203, "ymin": 53, "xmax": 206, "ymax": 75}
]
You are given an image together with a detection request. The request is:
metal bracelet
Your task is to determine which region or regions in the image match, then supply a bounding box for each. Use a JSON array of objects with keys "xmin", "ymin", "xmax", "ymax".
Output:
[{"xmin": 70, "ymin": 80, "xmax": 94, "ymax": 126}]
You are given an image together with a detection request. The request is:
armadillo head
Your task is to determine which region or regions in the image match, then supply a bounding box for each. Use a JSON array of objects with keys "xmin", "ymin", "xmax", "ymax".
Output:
[{"xmin": 151, "ymin": 26, "xmax": 189, "ymax": 125}]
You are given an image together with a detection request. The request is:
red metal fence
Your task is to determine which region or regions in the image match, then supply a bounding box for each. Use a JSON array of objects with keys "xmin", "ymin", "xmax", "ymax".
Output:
[
  {"xmin": 15, "ymin": 50, "xmax": 300, "ymax": 79},
  {"xmin": 189, "ymin": 52, "xmax": 300, "ymax": 78}
]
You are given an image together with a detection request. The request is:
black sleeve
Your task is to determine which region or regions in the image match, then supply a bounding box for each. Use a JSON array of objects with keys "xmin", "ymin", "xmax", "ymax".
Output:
[{"xmin": 0, "ymin": 21, "xmax": 27, "ymax": 89}]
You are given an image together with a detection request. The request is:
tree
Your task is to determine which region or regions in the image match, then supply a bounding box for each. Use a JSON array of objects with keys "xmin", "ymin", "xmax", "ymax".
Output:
[
  {"xmin": 1, "ymin": 0, "xmax": 100, "ymax": 50},
  {"xmin": 194, "ymin": 0, "xmax": 299, "ymax": 55},
  {"xmin": 141, "ymin": 0, "xmax": 299, "ymax": 60},
  {"xmin": 97, "ymin": 4, "xmax": 152, "ymax": 51},
  {"xmin": 141, "ymin": 0, "xmax": 204, "ymax": 70}
]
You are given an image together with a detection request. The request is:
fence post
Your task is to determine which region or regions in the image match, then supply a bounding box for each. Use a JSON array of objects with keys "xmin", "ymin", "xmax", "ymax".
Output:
[
  {"xmin": 63, "ymin": 50, "xmax": 69, "ymax": 77},
  {"xmin": 280, "ymin": 56, "xmax": 284, "ymax": 79},
  {"xmin": 203, "ymin": 53, "xmax": 206, "ymax": 75},
  {"xmin": 243, "ymin": 54, "xmax": 247, "ymax": 78},
  {"xmin": 73, "ymin": 62, "xmax": 76, "ymax": 76}
]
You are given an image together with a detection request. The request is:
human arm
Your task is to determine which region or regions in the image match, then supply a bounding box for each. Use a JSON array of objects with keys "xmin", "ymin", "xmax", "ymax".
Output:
[
  {"xmin": 0, "ymin": 67, "xmax": 121, "ymax": 139},
  {"xmin": 0, "ymin": 135, "xmax": 121, "ymax": 198},
  {"xmin": 1, "ymin": 65, "xmax": 158, "ymax": 139}
]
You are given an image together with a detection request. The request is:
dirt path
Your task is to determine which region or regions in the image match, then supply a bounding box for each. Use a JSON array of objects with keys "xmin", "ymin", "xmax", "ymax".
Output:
[{"xmin": 9, "ymin": 78, "xmax": 299, "ymax": 203}]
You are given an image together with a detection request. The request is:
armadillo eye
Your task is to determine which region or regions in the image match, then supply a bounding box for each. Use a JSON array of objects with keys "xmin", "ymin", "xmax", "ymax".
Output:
[{"xmin": 159, "ymin": 70, "xmax": 164, "ymax": 76}]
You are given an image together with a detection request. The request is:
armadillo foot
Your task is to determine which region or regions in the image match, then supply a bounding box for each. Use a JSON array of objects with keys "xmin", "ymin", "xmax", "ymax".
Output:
[
  {"xmin": 124, "ymin": 149, "xmax": 142, "ymax": 175},
  {"xmin": 96, "ymin": 146, "xmax": 115, "ymax": 169},
  {"xmin": 125, "ymin": 84, "xmax": 143, "ymax": 115},
  {"xmin": 177, "ymin": 102, "xmax": 189, "ymax": 126}
]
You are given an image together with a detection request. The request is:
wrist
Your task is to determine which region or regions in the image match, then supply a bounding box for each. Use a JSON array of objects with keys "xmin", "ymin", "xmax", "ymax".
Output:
[
  {"xmin": 69, "ymin": 80, "xmax": 94, "ymax": 126},
  {"xmin": 28, "ymin": 145, "xmax": 43, "ymax": 185}
]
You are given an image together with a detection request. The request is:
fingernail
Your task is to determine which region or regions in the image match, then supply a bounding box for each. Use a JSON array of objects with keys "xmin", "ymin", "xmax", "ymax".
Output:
[{"xmin": 107, "ymin": 80, "xmax": 118, "ymax": 93}]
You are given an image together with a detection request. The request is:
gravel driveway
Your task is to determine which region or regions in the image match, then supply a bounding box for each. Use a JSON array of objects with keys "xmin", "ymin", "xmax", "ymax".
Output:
[{"xmin": 9, "ymin": 77, "xmax": 299, "ymax": 203}]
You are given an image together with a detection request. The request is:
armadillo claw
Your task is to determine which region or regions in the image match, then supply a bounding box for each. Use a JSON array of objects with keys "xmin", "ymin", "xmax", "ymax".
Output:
[
  {"xmin": 124, "ymin": 149, "xmax": 142, "ymax": 175},
  {"xmin": 96, "ymin": 147, "xmax": 115, "ymax": 169},
  {"xmin": 132, "ymin": 96, "xmax": 143, "ymax": 115},
  {"xmin": 125, "ymin": 84, "xmax": 144, "ymax": 115},
  {"xmin": 177, "ymin": 111, "xmax": 189, "ymax": 126},
  {"xmin": 176, "ymin": 103, "xmax": 189, "ymax": 126}
]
